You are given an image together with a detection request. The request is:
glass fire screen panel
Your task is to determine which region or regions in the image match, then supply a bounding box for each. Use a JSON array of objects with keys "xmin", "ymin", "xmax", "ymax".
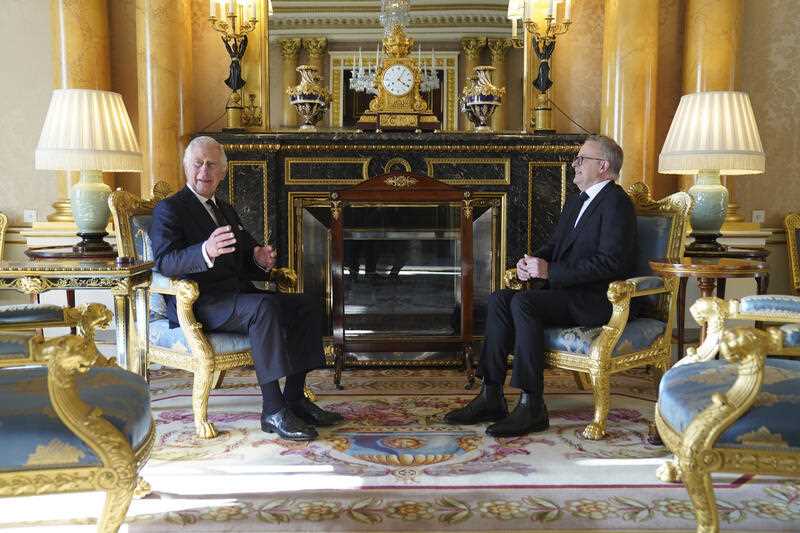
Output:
[{"xmin": 343, "ymin": 205, "xmax": 461, "ymax": 338}]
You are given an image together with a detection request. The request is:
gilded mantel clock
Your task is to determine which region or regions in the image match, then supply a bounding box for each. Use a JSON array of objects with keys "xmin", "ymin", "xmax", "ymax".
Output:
[{"xmin": 355, "ymin": 26, "xmax": 441, "ymax": 132}]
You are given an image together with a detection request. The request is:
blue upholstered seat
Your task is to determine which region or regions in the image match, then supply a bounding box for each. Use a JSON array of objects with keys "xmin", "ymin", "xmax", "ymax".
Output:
[
  {"xmin": 658, "ymin": 358, "xmax": 800, "ymax": 450},
  {"xmin": 0, "ymin": 332, "xmax": 36, "ymax": 360},
  {"xmin": 0, "ymin": 366, "xmax": 152, "ymax": 471},
  {"xmin": 0, "ymin": 304, "xmax": 63, "ymax": 324},
  {"xmin": 544, "ymin": 317, "xmax": 666, "ymax": 356},
  {"xmin": 149, "ymin": 318, "xmax": 251, "ymax": 353},
  {"xmin": 780, "ymin": 324, "xmax": 800, "ymax": 347},
  {"xmin": 739, "ymin": 294, "xmax": 800, "ymax": 315}
]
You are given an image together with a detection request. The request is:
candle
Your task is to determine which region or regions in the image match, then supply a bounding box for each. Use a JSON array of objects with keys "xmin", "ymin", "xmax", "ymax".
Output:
[
  {"xmin": 220, "ymin": 0, "xmax": 226, "ymax": 16},
  {"xmin": 548, "ymin": 0, "xmax": 555, "ymax": 17},
  {"xmin": 524, "ymin": 0, "xmax": 533, "ymax": 20},
  {"xmin": 511, "ymin": 18, "xmax": 517, "ymax": 38},
  {"xmin": 359, "ymin": 47, "xmax": 363, "ymax": 70},
  {"xmin": 431, "ymin": 48, "xmax": 435, "ymax": 73},
  {"xmin": 564, "ymin": 0, "xmax": 572, "ymax": 21},
  {"xmin": 209, "ymin": 0, "xmax": 214, "ymax": 17}
]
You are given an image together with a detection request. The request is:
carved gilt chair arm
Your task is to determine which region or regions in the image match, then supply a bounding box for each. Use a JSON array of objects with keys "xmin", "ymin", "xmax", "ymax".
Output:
[
  {"xmin": 38, "ymin": 334, "xmax": 137, "ymax": 478},
  {"xmin": 683, "ymin": 297, "xmax": 741, "ymax": 365},
  {"xmin": 587, "ymin": 276, "xmax": 672, "ymax": 361},
  {"xmin": 269, "ymin": 267, "xmax": 298, "ymax": 293},
  {"xmin": 682, "ymin": 327, "xmax": 782, "ymax": 451}
]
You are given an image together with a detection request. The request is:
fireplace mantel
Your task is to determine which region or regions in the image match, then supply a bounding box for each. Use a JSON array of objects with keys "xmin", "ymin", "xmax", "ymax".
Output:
[{"xmin": 209, "ymin": 130, "xmax": 584, "ymax": 270}]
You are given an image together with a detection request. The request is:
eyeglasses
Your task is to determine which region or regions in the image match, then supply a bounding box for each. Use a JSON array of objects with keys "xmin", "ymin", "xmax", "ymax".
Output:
[{"xmin": 573, "ymin": 155, "xmax": 606, "ymax": 166}]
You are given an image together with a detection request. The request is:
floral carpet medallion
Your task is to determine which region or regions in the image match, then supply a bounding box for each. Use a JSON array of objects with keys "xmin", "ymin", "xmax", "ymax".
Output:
[{"xmin": 5, "ymin": 368, "xmax": 800, "ymax": 532}]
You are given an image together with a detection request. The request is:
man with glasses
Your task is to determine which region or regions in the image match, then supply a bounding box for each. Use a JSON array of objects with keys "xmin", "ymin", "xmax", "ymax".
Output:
[
  {"xmin": 149, "ymin": 136, "xmax": 343, "ymax": 441},
  {"xmin": 444, "ymin": 135, "xmax": 636, "ymax": 437}
]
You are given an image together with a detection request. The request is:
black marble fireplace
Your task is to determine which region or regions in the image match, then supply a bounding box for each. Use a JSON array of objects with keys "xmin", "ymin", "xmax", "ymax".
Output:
[{"xmin": 208, "ymin": 131, "xmax": 584, "ymax": 375}]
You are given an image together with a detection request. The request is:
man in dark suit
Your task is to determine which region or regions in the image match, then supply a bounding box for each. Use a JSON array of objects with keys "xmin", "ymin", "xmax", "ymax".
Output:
[
  {"xmin": 149, "ymin": 136, "xmax": 342, "ymax": 441},
  {"xmin": 444, "ymin": 135, "xmax": 636, "ymax": 437}
]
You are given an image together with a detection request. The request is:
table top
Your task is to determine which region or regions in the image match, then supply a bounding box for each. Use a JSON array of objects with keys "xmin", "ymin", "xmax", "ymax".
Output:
[
  {"xmin": 0, "ymin": 258, "xmax": 152, "ymax": 276},
  {"xmin": 650, "ymin": 257, "xmax": 770, "ymax": 278},
  {"xmin": 24, "ymin": 245, "xmax": 118, "ymax": 260},
  {"xmin": 685, "ymin": 247, "xmax": 770, "ymax": 261}
]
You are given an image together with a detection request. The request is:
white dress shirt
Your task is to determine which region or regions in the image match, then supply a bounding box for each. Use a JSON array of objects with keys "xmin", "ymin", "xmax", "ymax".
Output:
[{"xmin": 574, "ymin": 179, "xmax": 612, "ymax": 227}]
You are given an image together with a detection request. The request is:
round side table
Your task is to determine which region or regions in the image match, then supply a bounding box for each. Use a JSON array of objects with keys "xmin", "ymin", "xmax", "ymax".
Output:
[
  {"xmin": 24, "ymin": 245, "xmax": 117, "ymax": 309},
  {"xmin": 650, "ymin": 257, "xmax": 770, "ymax": 358}
]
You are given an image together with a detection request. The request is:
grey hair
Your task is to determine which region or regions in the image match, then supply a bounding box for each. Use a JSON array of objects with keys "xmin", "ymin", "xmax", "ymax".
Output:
[
  {"xmin": 183, "ymin": 136, "xmax": 227, "ymax": 174},
  {"xmin": 585, "ymin": 134, "xmax": 623, "ymax": 178}
]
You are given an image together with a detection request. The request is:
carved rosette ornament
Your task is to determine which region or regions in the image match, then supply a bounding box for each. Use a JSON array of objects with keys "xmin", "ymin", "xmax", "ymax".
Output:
[
  {"xmin": 384, "ymin": 175, "xmax": 418, "ymax": 188},
  {"xmin": 287, "ymin": 65, "xmax": 331, "ymax": 131}
]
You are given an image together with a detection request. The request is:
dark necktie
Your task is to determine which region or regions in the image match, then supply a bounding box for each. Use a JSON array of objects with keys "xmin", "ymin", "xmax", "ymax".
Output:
[
  {"xmin": 570, "ymin": 191, "xmax": 590, "ymax": 229},
  {"xmin": 206, "ymin": 198, "xmax": 229, "ymax": 227}
]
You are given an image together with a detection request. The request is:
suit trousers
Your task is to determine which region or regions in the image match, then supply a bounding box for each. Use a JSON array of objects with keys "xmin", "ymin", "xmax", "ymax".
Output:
[
  {"xmin": 212, "ymin": 291, "xmax": 325, "ymax": 384},
  {"xmin": 478, "ymin": 288, "xmax": 611, "ymax": 394}
]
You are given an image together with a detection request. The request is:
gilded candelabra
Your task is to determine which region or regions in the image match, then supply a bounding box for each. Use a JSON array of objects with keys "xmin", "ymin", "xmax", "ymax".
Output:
[
  {"xmin": 208, "ymin": 2, "xmax": 259, "ymax": 130},
  {"xmin": 525, "ymin": 15, "xmax": 571, "ymax": 131},
  {"xmin": 509, "ymin": 0, "xmax": 573, "ymax": 132}
]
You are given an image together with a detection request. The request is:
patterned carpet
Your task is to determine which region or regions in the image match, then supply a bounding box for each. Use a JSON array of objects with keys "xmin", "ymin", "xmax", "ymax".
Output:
[{"xmin": 5, "ymin": 367, "xmax": 800, "ymax": 532}]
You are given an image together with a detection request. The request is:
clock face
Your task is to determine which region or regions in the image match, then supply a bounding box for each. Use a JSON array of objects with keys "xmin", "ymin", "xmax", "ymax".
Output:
[{"xmin": 382, "ymin": 64, "xmax": 414, "ymax": 96}]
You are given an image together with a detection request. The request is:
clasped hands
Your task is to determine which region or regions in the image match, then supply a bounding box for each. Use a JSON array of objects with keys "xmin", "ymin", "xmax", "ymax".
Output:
[
  {"xmin": 204, "ymin": 225, "xmax": 277, "ymax": 270},
  {"xmin": 516, "ymin": 254, "xmax": 548, "ymax": 281}
]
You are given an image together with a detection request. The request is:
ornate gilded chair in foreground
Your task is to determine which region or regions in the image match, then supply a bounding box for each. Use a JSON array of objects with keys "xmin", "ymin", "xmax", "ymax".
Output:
[
  {"xmin": 0, "ymin": 328, "xmax": 154, "ymax": 533},
  {"xmin": 505, "ymin": 183, "xmax": 692, "ymax": 439},
  {"xmin": 109, "ymin": 182, "xmax": 298, "ymax": 438},
  {"xmin": 655, "ymin": 326, "xmax": 799, "ymax": 533}
]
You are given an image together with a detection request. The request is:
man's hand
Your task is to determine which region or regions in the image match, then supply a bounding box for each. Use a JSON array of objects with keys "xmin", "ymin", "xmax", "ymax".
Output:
[
  {"xmin": 254, "ymin": 244, "xmax": 277, "ymax": 270},
  {"xmin": 204, "ymin": 226, "xmax": 236, "ymax": 259},
  {"xmin": 516, "ymin": 256, "xmax": 531, "ymax": 281},
  {"xmin": 523, "ymin": 254, "xmax": 549, "ymax": 279}
]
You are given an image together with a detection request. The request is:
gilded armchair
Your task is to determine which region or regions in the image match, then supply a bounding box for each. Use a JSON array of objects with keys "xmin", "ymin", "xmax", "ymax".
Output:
[
  {"xmin": 785, "ymin": 212, "xmax": 800, "ymax": 295},
  {"xmin": 655, "ymin": 326, "xmax": 799, "ymax": 533},
  {"xmin": 505, "ymin": 182, "xmax": 692, "ymax": 439},
  {"xmin": 0, "ymin": 328, "xmax": 155, "ymax": 533},
  {"xmin": 109, "ymin": 182, "xmax": 297, "ymax": 439}
]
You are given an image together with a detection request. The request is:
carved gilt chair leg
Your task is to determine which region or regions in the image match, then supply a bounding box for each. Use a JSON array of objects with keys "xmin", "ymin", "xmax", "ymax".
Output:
[
  {"xmin": 98, "ymin": 486, "xmax": 135, "ymax": 533},
  {"xmin": 584, "ymin": 370, "xmax": 610, "ymax": 440},
  {"xmin": 134, "ymin": 476, "xmax": 152, "ymax": 498},
  {"xmin": 681, "ymin": 461, "xmax": 719, "ymax": 533},
  {"xmin": 573, "ymin": 371, "xmax": 591, "ymax": 390},
  {"xmin": 334, "ymin": 345, "xmax": 344, "ymax": 390},
  {"xmin": 212, "ymin": 370, "xmax": 226, "ymax": 390},
  {"xmin": 656, "ymin": 460, "xmax": 683, "ymax": 483},
  {"xmin": 463, "ymin": 344, "xmax": 476, "ymax": 389},
  {"xmin": 192, "ymin": 367, "xmax": 219, "ymax": 438}
]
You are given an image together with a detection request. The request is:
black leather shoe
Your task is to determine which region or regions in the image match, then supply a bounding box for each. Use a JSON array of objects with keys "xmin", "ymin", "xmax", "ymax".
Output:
[
  {"xmin": 486, "ymin": 393, "xmax": 549, "ymax": 437},
  {"xmin": 261, "ymin": 406, "xmax": 318, "ymax": 441},
  {"xmin": 443, "ymin": 383, "xmax": 508, "ymax": 425},
  {"xmin": 288, "ymin": 397, "xmax": 344, "ymax": 427}
]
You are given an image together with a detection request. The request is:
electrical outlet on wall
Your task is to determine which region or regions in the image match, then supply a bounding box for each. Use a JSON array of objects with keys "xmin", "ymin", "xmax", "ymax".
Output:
[
  {"xmin": 752, "ymin": 210, "xmax": 766, "ymax": 224},
  {"xmin": 23, "ymin": 209, "xmax": 37, "ymax": 223}
]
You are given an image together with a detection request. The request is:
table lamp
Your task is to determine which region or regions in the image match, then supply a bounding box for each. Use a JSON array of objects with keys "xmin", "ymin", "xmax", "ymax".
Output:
[
  {"xmin": 35, "ymin": 89, "xmax": 142, "ymax": 254},
  {"xmin": 659, "ymin": 91, "xmax": 765, "ymax": 252}
]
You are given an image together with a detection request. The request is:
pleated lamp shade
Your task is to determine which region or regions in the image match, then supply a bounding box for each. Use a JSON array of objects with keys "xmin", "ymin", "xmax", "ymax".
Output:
[
  {"xmin": 659, "ymin": 91, "xmax": 765, "ymax": 176},
  {"xmin": 35, "ymin": 89, "xmax": 142, "ymax": 172}
]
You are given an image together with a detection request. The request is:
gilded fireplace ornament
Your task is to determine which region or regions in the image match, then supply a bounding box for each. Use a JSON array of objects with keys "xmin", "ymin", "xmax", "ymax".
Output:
[{"xmin": 355, "ymin": 26, "xmax": 441, "ymax": 132}]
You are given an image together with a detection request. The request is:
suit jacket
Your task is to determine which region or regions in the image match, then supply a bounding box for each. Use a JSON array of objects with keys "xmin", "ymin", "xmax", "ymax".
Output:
[
  {"xmin": 533, "ymin": 181, "xmax": 637, "ymax": 324},
  {"xmin": 149, "ymin": 186, "xmax": 269, "ymax": 329}
]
